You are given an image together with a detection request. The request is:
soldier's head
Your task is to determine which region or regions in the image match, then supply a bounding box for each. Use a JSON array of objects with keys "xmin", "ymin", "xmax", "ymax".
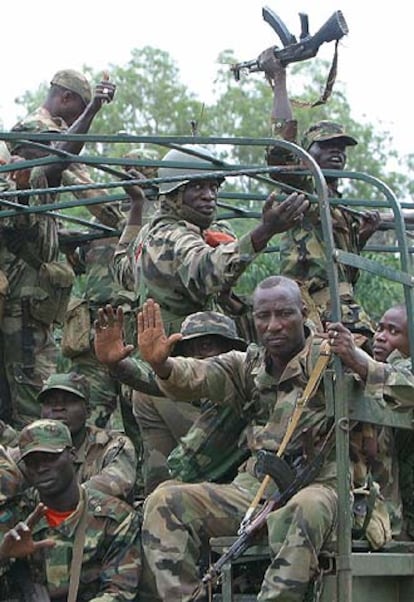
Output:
[
  {"xmin": 157, "ymin": 145, "xmax": 224, "ymax": 229},
  {"xmin": 18, "ymin": 419, "xmax": 77, "ymax": 503},
  {"xmin": 173, "ymin": 311, "xmax": 247, "ymax": 359},
  {"xmin": 38, "ymin": 372, "xmax": 90, "ymax": 438},
  {"xmin": 373, "ymin": 304, "xmax": 409, "ymax": 362},
  {"xmin": 46, "ymin": 69, "xmax": 92, "ymax": 125},
  {"xmin": 301, "ymin": 120, "xmax": 357, "ymax": 171},
  {"xmin": 253, "ymin": 276, "xmax": 307, "ymax": 362}
]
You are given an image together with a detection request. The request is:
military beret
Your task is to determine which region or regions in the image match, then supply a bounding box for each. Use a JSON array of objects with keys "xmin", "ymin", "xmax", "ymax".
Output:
[
  {"xmin": 38, "ymin": 372, "xmax": 90, "ymax": 404},
  {"xmin": 18, "ymin": 419, "xmax": 72, "ymax": 461},
  {"xmin": 50, "ymin": 69, "xmax": 92, "ymax": 106},
  {"xmin": 301, "ymin": 120, "xmax": 358, "ymax": 151}
]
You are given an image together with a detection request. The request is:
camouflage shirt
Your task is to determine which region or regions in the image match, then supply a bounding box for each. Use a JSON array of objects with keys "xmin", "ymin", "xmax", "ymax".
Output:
[
  {"xmin": 267, "ymin": 121, "xmax": 362, "ymax": 292},
  {"xmin": 0, "ymin": 485, "xmax": 141, "ymax": 602},
  {"xmin": 136, "ymin": 214, "xmax": 259, "ymax": 334},
  {"xmin": 155, "ymin": 335, "xmax": 414, "ymax": 497}
]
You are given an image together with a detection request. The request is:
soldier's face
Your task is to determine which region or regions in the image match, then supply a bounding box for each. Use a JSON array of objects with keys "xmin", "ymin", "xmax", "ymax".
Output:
[
  {"xmin": 23, "ymin": 449, "xmax": 76, "ymax": 497},
  {"xmin": 182, "ymin": 180, "xmax": 219, "ymax": 218},
  {"xmin": 41, "ymin": 391, "xmax": 88, "ymax": 437},
  {"xmin": 308, "ymin": 139, "xmax": 347, "ymax": 170},
  {"xmin": 179, "ymin": 335, "xmax": 236, "ymax": 359},
  {"xmin": 253, "ymin": 285, "xmax": 306, "ymax": 361},
  {"xmin": 373, "ymin": 307, "xmax": 409, "ymax": 361}
]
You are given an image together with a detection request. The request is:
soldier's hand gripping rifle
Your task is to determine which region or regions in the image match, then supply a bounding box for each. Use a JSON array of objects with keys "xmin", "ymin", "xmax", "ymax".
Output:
[
  {"xmin": 199, "ymin": 422, "xmax": 336, "ymax": 590},
  {"xmin": 231, "ymin": 7, "xmax": 349, "ymax": 80}
]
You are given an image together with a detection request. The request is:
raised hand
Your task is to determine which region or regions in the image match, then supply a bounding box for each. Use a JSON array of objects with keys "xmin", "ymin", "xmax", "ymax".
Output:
[
  {"xmin": 137, "ymin": 299, "xmax": 182, "ymax": 369},
  {"xmin": 94, "ymin": 304, "xmax": 134, "ymax": 366}
]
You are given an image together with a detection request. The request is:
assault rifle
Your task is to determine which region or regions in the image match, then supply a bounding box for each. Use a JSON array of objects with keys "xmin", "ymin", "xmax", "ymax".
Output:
[
  {"xmin": 199, "ymin": 425, "xmax": 335, "ymax": 590},
  {"xmin": 231, "ymin": 7, "xmax": 348, "ymax": 80}
]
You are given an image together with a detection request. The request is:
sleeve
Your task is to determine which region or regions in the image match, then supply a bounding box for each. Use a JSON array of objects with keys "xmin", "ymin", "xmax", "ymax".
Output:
[
  {"xmin": 109, "ymin": 357, "xmax": 164, "ymax": 396},
  {"xmin": 84, "ymin": 435, "xmax": 138, "ymax": 501},
  {"xmin": 89, "ymin": 509, "xmax": 141, "ymax": 601},
  {"xmin": 364, "ymin": 354, "xmax": 414, "ymax": 408},
  {"xmin": 112, "ymin": 225, "xmax": 141, "ymax": 292},
  {"xmin": 156, "ymin": 351, "xmax": 249, "ymax": 414},
  {"xmin": 172, "ymin": 226, "xmax": 260, "ymax": 304}
]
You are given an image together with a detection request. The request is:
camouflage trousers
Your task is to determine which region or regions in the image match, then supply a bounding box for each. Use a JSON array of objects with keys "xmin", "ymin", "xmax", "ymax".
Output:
[
  {"xmin": 1, "ymin": 317, "xmax": 58, "ymax": 428},
  {"xmin": 141, "ymin": 479, "xmax": 338, "ymax": 601},
  {"xmin": 133, "ymin": 395, "xmax": 200, "ymax": 495}
]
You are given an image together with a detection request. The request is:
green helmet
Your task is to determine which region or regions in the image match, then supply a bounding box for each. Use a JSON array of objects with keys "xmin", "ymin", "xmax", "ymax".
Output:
[{"xmin": 158, "ymin": 145, "xmax": 221, "ymax": 195}]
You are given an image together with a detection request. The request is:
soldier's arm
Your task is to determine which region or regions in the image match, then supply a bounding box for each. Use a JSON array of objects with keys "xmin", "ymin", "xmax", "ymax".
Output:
[{"xmin": 83, "ymin": 434, "xmax": 138, "ymax": 501}]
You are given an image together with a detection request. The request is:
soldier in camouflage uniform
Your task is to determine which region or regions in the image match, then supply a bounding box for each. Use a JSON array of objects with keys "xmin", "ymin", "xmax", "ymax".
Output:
[
  {"xmin": 137, "ymin": 279, "xmax": 414, "ymax": 601},
  {"xmin": 95, "ymin": 306, "xmax": 247, "ymax": 494},
  {"xmin": 10, "ymin": 69, "xmax": 122, "ymax": 228},
  {"xmin": 134, "ymin": 143, "xmax": 309, "ymax": 339},
  {"xmin": 0, "ymin": 419, "xmax": 140, "ymax": 601},
  {"xmin": 259, "ymin": 48, "xmax": 381, "ymax": 343},
  {"xmin": 0, "ymin": 83, "xmax": 115, "ymax": 428}
]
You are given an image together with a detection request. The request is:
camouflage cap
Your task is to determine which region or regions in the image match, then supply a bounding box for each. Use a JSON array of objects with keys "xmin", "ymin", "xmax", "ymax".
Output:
[
  {"xmin": 18, "ymin": 419, "xmax": 72, "ymax": 461},
  {"xmin": 50, "ymin": 69, "xmax": 92, "ymax": 106},
  {"xmin": 176, "ymin": 311, "xmax": 247, "ymax": 351},
  {"xmin": 37, "ymin": 372, "xmax": 90, "ymax": 404},
  {"xmin": 301, "ymin": 120, "xmax": 358, "ymax": 151}
]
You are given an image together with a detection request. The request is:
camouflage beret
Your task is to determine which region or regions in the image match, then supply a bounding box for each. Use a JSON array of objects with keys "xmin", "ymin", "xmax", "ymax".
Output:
[
  {"xmin": 18, "ymin": 419, "xmax": 72, "ymax": 461},
  {"xmin": 301, "ymin": 120, "xmax": 358, "ymax": 151},
  {"xmin": 50, "ymin": 69, "xmax": 92, "ymax": 106},
  {"xmin": 38, "ymin": 372, "xmax": 90, "ymax": 404},
  {"xmin": 176, "ymin": 311, "xmax": 247, "ymax": 351}
]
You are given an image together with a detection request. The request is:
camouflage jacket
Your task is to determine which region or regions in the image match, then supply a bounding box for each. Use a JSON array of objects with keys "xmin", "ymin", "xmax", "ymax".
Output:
[
  {"xmin": 13, "ymin": 106, "xmax": 123, "ymax": 228},
  {"xmin": 267, "ymin": 121, "xmax": 362, "ymax": 292},
  {"xmin": 0, "ymin": 424, "xmax": 138, "ymax": 502},
  {"xmin": 0, "ymin": 167, "xmax": 70, "ymax": 320},
  {"xmin": 136, "ymin": 214, "xmax": 259, "ymax": 333},
  {"xmin": 155, "ymin": 335, "xmax": 414, "ymax": 497},
  {"xmin": 0, "ymin": 485, "xmax": 141, "ymax": 602}
]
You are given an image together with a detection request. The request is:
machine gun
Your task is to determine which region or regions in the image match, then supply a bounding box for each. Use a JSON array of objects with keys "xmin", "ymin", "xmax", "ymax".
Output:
[{"xmin": 231, "ymin": 7, "xmax": 348, "ymax": 80}]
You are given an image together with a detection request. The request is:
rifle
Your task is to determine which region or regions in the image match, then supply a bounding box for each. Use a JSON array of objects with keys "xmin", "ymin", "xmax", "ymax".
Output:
[
  {"xmin": 199, "ymin": 423, "xmax": 335, "ymax": 590},
  {"xmin": 231, "ymin": 7, "xmax": 348, "ymax": 80}
]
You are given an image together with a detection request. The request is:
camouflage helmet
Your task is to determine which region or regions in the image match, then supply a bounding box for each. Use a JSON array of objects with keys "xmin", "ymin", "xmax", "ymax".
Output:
[
  {"xmin": 18, "ymin": 419, "xmax": 73, "ymax": 461},
  {"xmin": 50, "ymin": 69, "xmax": 92, "ymax": 106},
  {"xmin": 123, "ymin": 147, "xmax": 159, "ymax": 180},
  {"xmin": 38, "ymin": 372, "xmax": 90, "ymax": 405},
  {"xmin": 301, "ymin": 120, "xmax": 358, "ymax": 151},
  {"xmin": 174, "ymin": 311, "xmax": 247, "ymax": 355},
  {"xmin": 157, "ymin": 145, "xmax": 223, "ymax": 195}
]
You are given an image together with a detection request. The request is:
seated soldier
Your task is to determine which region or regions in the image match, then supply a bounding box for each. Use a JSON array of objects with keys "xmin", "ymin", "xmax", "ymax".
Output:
[
  {"xmin": 0, "ymin": 419, "xmax": 140, "ymax": 602},
  {"xmin": 136, "ymin": 278, "xmax": 414, "ymax": 602},
  {"xmin": 1, "ymin": 372, "xmax": 137, "ymax": 502},
  {"xmin": 94, "ymin": 307, "xmax": 247, "ymax": 495}
]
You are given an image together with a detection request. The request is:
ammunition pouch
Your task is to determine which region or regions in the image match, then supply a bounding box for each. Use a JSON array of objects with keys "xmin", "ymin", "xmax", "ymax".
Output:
[
  {"xmin": 254, "ymin": 450, "xmax": 297, "ymax": 492},
  {"xmin": 61, "ymin": 298, "xmax": 91, "ymax": 358},
  {"xmin": 25, "ymin": 262, "xmax": 75, "ymax": 326}
]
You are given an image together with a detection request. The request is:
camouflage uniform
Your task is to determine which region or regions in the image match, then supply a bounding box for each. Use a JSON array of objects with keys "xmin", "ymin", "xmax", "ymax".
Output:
[
  {"xmin": 10, "ymin": 70, "xmax": 123, "ymax": 229},
  {"xmin": 267, "ymin": 120, "xmax": 374, "ymax": 337},
  {"xmin": 141, "ymin": 334, "xmax": 414, "ymax": 601},
  {"xmin": 38, "ymin": 372, "xmax": 138, "ymax": 501},
  {"xmin": 0, "ymin": 420, "xmax": 141, "ymax": 602},
  {"xmin": 0, "ymin": 167, "xmax": 74, "ymax": 427}
]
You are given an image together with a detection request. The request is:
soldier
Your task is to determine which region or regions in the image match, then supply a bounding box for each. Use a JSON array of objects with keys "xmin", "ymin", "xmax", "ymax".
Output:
[
  {"xmin": 0, "ymin": 418, "xmax": 141, "ymax": 601},
  {"xmin": 95, "ymin": 306, "xmax": 247, "ymax": 494},
  {"xmin": 134, "ymin": 143, "xmax": 309, "ymax": 338},
  {"xmin": 10, "ymin": 68, "xmax": 122, "ymax": 228},
  {"xmin": 259, "ymin": 48, "xmax": 381, "ymax": 344},
  {"xmin": 0, "ymin": 81, "xmax": 115, "ymax": 428},
  {"xmin": 137, "ymin": 279, "xmax": 414, "ymax": 601}
]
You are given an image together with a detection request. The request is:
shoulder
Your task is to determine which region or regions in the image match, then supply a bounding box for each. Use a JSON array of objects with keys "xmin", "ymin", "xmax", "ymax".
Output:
[{"xmin": 86, "ymin": 487, "xmax": 137, "ymax": 524}]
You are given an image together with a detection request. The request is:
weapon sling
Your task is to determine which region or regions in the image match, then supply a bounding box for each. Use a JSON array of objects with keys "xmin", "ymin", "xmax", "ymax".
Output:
[
  {"xmin": 239, "ymin": 340, "xmax": 331, "ymax": 531},
  {"xmin": 67, "ymin": 487, "xmax": 88, "ymax": 602}
]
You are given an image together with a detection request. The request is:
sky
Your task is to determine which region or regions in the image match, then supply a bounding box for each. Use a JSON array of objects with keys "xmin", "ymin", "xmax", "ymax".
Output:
[{"xmin": 1, "ymin": 1, "xmax": 412, "ymax": 157}]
